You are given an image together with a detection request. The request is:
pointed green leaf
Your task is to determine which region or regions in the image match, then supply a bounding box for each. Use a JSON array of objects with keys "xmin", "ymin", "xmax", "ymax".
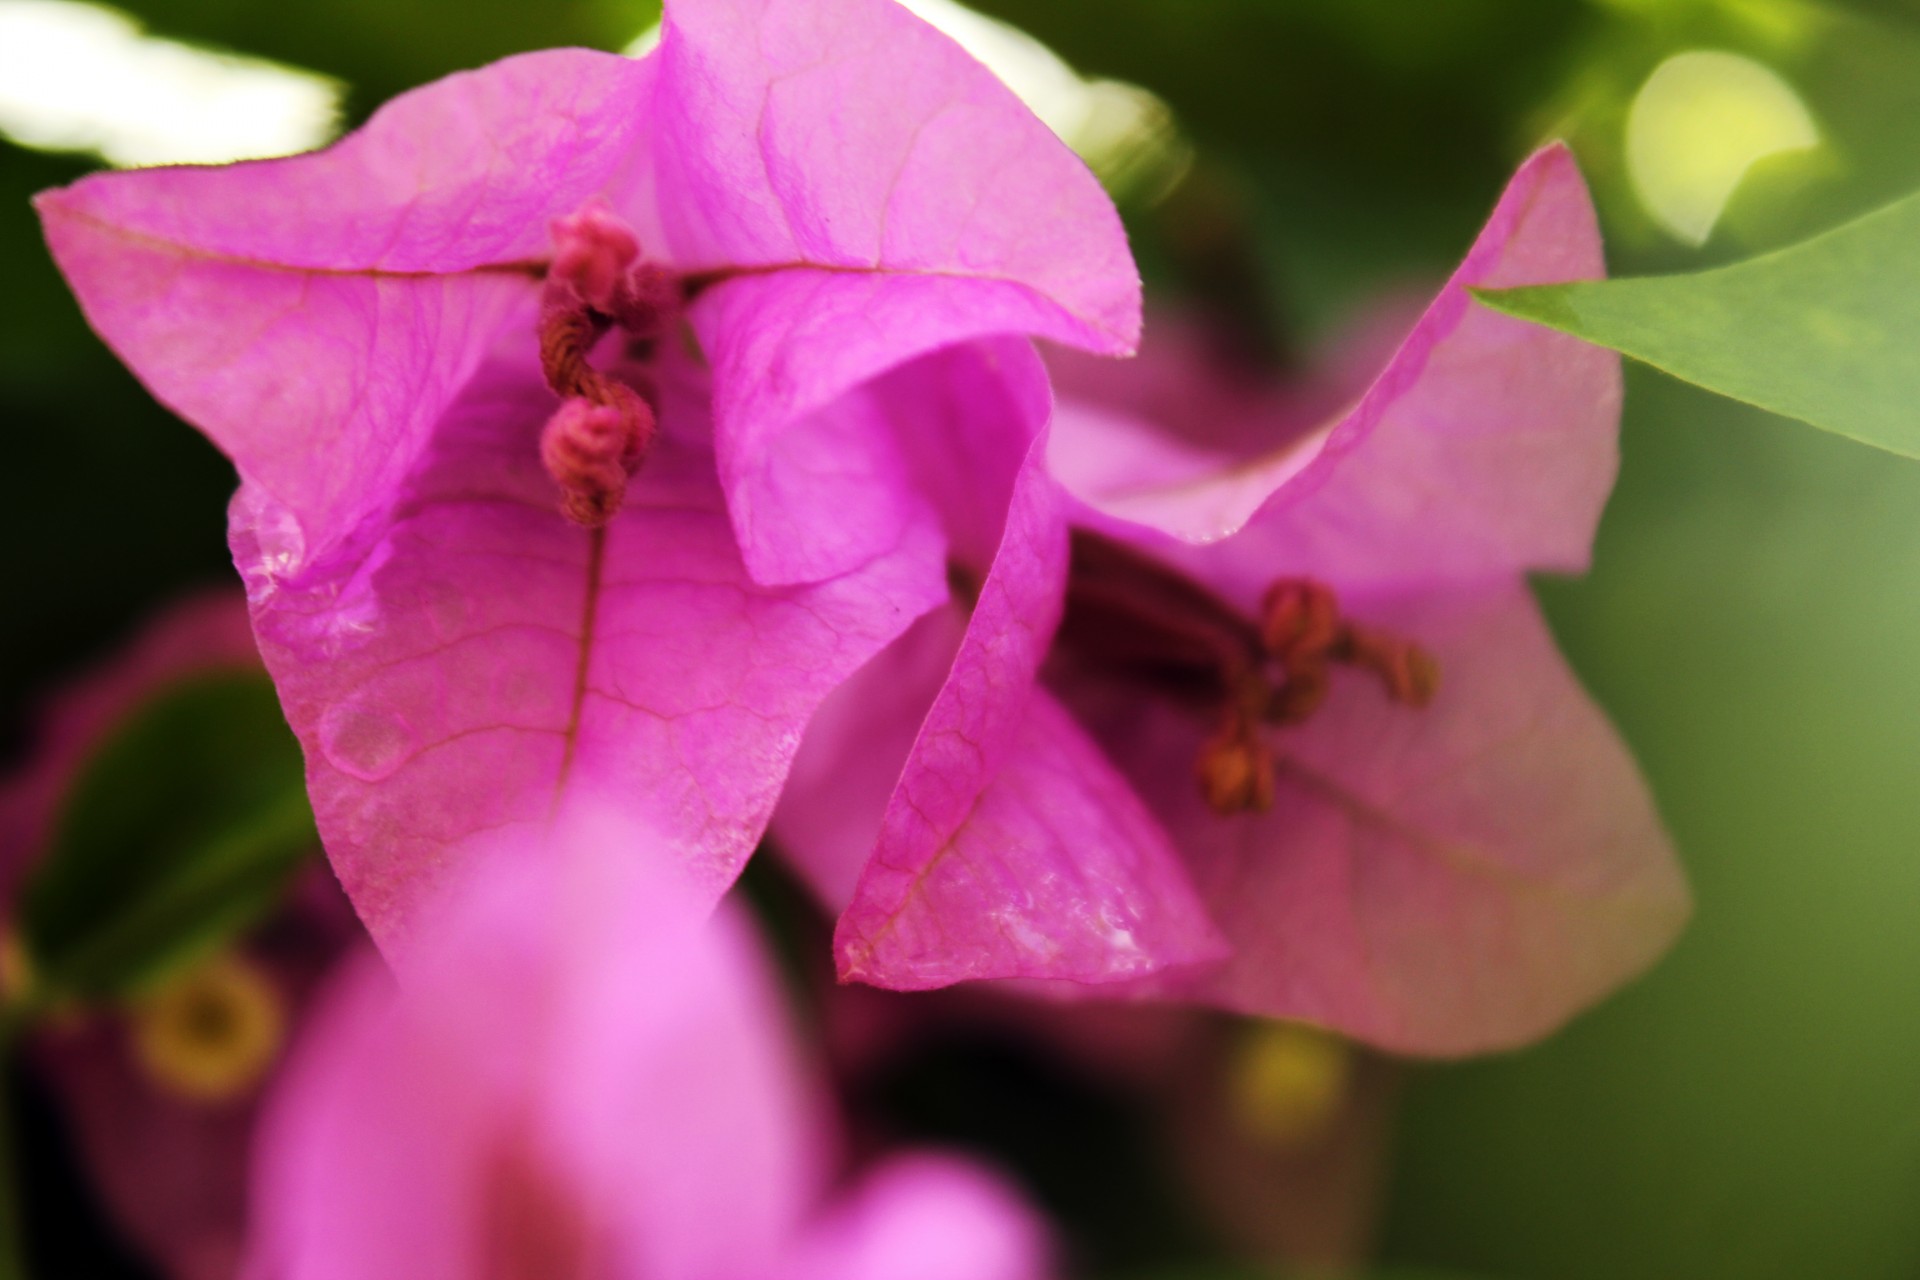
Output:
[
  {"xmin": 19, "ymin": 670, "xmax": 317, "ymax": 1002},
  {"xmin": 1477, "ymin": 192, "xmax": 1920, "ymax": 458}
]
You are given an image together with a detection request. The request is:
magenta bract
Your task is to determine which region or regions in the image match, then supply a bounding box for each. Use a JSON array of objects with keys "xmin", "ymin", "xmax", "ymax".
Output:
[
  {"xmin": 36, "ymin": 0, "xmax": 1141, "ymax": 949},
  {"xmin": 776, "ymin": 147, "xmax": 1691, "ymax": 1055},
  {"xmin": 246, "ymin": 808, "xmax": 1052, "ymax": 1279}
]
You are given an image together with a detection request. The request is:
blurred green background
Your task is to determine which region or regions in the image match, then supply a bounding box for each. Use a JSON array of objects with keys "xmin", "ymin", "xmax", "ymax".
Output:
[{"xmin": 5, "ymin": 1, "xmax": 1920, "ymax": 1277}]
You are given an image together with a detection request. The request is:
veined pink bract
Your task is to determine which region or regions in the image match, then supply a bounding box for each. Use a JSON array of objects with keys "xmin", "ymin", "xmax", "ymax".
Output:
[
  {"xmin": 36, "ymin": 0, "xmax": 1142, "ymax": 951},
  {"xmin": 775, "ymin": 147, "xmax": 1691, "ymax": 1055}
]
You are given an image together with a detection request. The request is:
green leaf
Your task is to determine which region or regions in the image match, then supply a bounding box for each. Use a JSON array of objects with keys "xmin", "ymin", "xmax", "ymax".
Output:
[
  {"xmin": 19, "ymin": 670, "xmax": 317, "ymax": 1002},
  {"xmin": 1476, "ymin": 191, "xmax": 1920, "ymax": 458}
]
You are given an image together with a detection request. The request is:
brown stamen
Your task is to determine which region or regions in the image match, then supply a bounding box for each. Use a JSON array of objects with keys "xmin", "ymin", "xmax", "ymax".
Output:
[
  {"xmin": 533, "ymin": 204, "xmax": 684, "ymax": 528},
  {"xmin": 1259, "ymin": 578, "xmax": 1341, "ymax": 667},
  {"xmin": 1197, "ymin": 674, "xmax": 1277, "ymax": 814},
  {"xmin": 1340, "ymin": 625, "xmax": 1440, "ymax": 707},
  {"xmin": 1060, "ymin": 529, "xmax": 1440, "ymax": 815}
]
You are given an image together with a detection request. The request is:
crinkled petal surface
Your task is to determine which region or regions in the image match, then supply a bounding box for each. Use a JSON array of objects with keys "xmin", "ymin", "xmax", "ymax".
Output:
[
  {"xmin": 247, "ymin": 808, "xmax": 826, "ymax": 1280},
  {"xmin": 836, "ymin": 680, "xmax": 1227, "ymax": 988},
  {"xmin": 649, "ymin": 0, "xmax": 1139, "ymax": 581},
  {"xmin": 1066, "ymin": 586, "xmax": 1688, "ymax": 1055},
  {"xmin": 40, "ymin": 7, "xmax": 1142, "ymax": 592},
  {"xmin": 36, "ymin": 50, "xmax": 651, "ymax": 573},
  {"xmin": 773, "ymin": 607, "xmax": 967, "ymax": 912},
  {"xmin": 1031, "ymin": 148, "xmax": 1681, "ymax": 1050},
  {"xmin": 234, "ymin": 350, "xmax": 942, "ymax": 951},
  {"xmin": 774, "ymin": 343, "xmax": 1221, "ymax": 986},
  {"xmin": 1050, "ymin": 144, "xmax": 1617, "ymax": 588}
]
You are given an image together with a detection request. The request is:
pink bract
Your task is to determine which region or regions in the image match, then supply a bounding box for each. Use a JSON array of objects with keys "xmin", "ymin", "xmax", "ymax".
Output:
[
  {"xmin": 246, "ymin": 807, "xmax": 1051, "ymax": 1280},
  {"xmin": 775, "ymin": 146, "xmax": 1691, "ymax": 1055},
  {"xmin": 35, "ymin": 0, "xmax": 1141, "ymax": 950}
]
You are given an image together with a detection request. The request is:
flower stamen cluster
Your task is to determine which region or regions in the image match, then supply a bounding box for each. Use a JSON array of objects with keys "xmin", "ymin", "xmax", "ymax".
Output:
[
  {"xmin": 1060, "ymin": 531, "xmax": 1438, "ymax": 815},
  {"xmin": 535, "ymin": 202, "xmax": 681, "ymax": 527}
]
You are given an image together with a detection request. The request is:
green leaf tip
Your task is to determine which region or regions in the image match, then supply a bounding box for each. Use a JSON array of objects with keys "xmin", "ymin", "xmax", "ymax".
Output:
[{"xmin": 1476, "ymin": 190, "xmax": 1920, "ymax": 460}]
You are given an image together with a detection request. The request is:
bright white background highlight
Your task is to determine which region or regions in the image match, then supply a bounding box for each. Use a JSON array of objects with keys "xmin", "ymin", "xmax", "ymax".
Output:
[
  {"xmin": 0, "ymin": 0, "xmax": 339, "ymax": 167},
  {"xmin": 1626, "ymin": 49, "xmax": 1820, "ymax": 246}
]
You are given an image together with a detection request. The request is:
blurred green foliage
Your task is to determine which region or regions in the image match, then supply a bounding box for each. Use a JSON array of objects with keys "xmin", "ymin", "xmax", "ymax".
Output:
[
  {"xmin": 6, "ymin": 0, "xmax": 1920, "ymax": 1277},
  {"xmin": 1387, "ymin": 369, "xmax": 1920, "ymax": 1280},
  {"xmin": 20, "ymin": 671, "xmax": 314, "ymax": 1001}
]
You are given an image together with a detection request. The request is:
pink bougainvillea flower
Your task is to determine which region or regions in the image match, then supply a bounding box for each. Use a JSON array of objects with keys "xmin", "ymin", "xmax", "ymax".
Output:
[
  {"xmin": 248, "ymin": 805, "xmax": 1052, "ymax": 1280},
  {"xmin": 775, "ymin": 145, "xmax": 1690, "ymax": 1054},
  {"xmin": 36, "ymin": 0, "xmax": 1141, "ymax": 948},
  {"xmin": 0, "ymin": 593, "xmax": 363, "ymax": 1280}
]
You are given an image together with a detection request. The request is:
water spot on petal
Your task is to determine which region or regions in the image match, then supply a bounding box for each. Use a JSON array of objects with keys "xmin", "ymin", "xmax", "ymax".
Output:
[{"xmin": 318, "ymin": 701, "xmax": 418, "ymax": 782}]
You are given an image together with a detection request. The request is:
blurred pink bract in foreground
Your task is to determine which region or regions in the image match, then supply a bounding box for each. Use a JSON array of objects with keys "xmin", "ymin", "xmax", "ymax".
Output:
[{"xmin": 246, "ymin": 806, "xmax": 1052, "ymax": 1280}]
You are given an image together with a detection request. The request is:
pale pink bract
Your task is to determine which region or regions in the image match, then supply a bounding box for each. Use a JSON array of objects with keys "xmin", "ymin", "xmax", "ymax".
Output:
[
  {"xmin": 245, "ymin": 808, "xmax": 1052, "ymax": 1280},
  {"xmin": 775, "ymin": 147, "xmax": 1691, "ymax": 1054}
]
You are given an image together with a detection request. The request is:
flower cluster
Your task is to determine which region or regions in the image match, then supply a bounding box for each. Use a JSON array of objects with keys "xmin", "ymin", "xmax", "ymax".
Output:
[{"xmin": 20, "ymin": 0, "xmax": 1688, "ymax": 1271}]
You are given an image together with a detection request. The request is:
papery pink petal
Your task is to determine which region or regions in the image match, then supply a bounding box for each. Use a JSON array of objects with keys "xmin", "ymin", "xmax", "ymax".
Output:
[
  {"xmin": 42, "ymin": 51, "xmax": 647, "ymax": 272},
  {"xmin": 837, "ymin": 685, "xmax": 1226, "ymax": 987},
  {"xmin": 821, "ymin": 484, "xmax": 1214, "ymax": 982},
  {"xmin": 248, "ymin": 809, "xmax": 824, "ymax": 1280},
  {"xmin": 1070, "ymin": 585, "xmax": 1688, "ymax": 1055},
  {"xmin": 788, "ymin": 342, "xmax": 1221, "ymax": 986},
  {"xmin": 764, "ymin": 338, "xmax": 1067, "ymax": 906},
  {"xmin": 1051, "ymin": 144, "xmax": 1617, "ymax": 587},
  {"xmin": 236, "ymin": 351, "xmax": 944, "ymax": 951},
  {"xmin": 649, "ymin": 0, "xmax": 1138, "ymax": 583},
  {"xmin": 756, "ymin": 337, "xmax": 1050, "ymax": 910},
  {"xmin": 773, "ymin": 606, "xmax": 967, "ymax": 911},
  {"xmin": 693, "ymin": 274, "xmax": 1140, "ymax": 580},
  {"xmin": 646, "ymin": 0, "xmax": 1134, "ymax": 320},
  {"xmin": 698, "ymin": 271, "xmax": 1144, "ymax": 584},
  {"xmin": 777, "ymin": 1154, "xmax": 1052, "ymax": 1280},
  {"xmin": 35, "ymin": 50, "xmax": 650, "ymax": 573}
]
